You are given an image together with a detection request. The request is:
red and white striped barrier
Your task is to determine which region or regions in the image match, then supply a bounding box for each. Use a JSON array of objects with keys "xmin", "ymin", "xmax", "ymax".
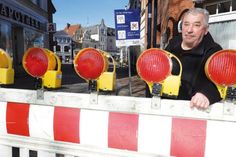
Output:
[{"xmin": 0, "ymin": 88, "xmax": 236, "ymax": 157}]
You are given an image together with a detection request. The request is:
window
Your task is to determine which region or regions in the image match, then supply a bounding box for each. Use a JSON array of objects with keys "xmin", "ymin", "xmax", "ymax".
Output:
[
  {"xmin": 206, "ymin": 4, "xmax": 217, "ymax": 15},
  {"xmin": 205, "ymin": 1, "xmax": 233, "ymax": 15},
  {"xmin": 232, "ymin": 0, "xmax": 236, "ymax": 11},
  {"xmin": 218, "ymin": 1, "xmax": 231, "ymax": 13},
  {"xmin": 0, "ymin": 21, "xmax": 13, "ymax": 56},
  {"xmin": 101, "ymin": 28, "xmax": 106, "ymax": 35},
  {"xmin": 31, "ymin": 0, "xmax": 40, "ymax": 6},
  {"xmin": 24, "ymin": 28, "xmax": 44, "ymax": 50},
  {"xmin": 64, "ymin": 45, "xmax": 70, "ymax": 52},
  {"xmin": 56, "ymin": 45, "xmax": 61, "ymax": 51}
]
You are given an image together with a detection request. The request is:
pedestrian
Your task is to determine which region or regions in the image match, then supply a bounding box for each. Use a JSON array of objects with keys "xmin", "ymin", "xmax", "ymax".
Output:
[{"xmin": 165, "ymin": 8, "xmax": 222, "ymax": 109}]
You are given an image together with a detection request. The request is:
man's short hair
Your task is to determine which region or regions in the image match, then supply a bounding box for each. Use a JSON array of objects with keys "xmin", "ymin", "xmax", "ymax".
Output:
[{"xmin": 183, "ymin": 8, "xmax": 209, "ymax": 27}]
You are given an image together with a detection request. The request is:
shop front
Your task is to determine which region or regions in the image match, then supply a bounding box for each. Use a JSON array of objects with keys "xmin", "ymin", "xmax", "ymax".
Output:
[{"xmin": 0, "ymin": 0, "xmax": 48, "ymax": 71}]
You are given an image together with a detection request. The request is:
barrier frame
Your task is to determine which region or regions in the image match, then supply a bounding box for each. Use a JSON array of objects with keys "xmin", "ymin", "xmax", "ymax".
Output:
[{"xmin": 0, "ymin": 88, "xmax": 236, "ymax": 157}]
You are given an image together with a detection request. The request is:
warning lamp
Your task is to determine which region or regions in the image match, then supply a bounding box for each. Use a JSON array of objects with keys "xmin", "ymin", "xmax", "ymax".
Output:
[
  {"xmin": 205, "ymin": 49, "xmax": 236, "ymax": 100},
  {"xmin": 137, "ymin": 48, "xmax": 182, "ymax": 97},
  {"xmin": 0, "ymin": 49, "xmax": 14, "ymax": 85},
  {"xmin": 23, "ymin": 47, "xmax": 62, "ymax": 89},
  {"xmin": 74, "ymin": 48, "xmax": 107, "ymax": 80},
  {"xmin": 74, "ymin": 48, "xmax": 116, "ymax": 92}
]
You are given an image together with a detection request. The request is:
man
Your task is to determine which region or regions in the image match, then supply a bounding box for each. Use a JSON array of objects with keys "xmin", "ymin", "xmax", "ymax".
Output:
[{"xmin": 165, "ymin": 8, "xmax": 222, "ymax": 109}]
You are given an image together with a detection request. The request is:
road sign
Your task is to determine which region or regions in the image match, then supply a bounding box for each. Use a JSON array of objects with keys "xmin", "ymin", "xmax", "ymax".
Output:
[{"xmin": 114, "ymin": 9, "xmax": 140, "ymax": 47}]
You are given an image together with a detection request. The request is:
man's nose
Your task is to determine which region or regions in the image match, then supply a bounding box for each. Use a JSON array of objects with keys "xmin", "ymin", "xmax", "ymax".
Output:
[{"xmin": 187, "ymin": 25, "xmax": 193, "ymax": 33}]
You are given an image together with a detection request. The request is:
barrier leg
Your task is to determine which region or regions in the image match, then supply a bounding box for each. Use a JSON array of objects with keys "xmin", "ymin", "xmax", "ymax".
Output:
[{"xmin": 0, "ymin": 145, "xmax": 12, "ymax": 157}]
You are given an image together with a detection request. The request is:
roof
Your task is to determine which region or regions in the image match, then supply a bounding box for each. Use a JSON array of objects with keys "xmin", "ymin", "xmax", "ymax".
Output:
[
  {"xmin": 64, "ymin": 24, "xmax": 81, "ymax": 37},
  {"xmin": 83, "ymin": 25, "xmax": 99, "ymax": 35},
  {"xmin": 54, "ymin": 30, "xmax": 70, "ymax": 37}
]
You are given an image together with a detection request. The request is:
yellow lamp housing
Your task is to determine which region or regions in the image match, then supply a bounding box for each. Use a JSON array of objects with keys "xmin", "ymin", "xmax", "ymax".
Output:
[
  {"xmin": 97, "ymin": 51, "xmax": 116, "ymax": 91},
  {"xmin": 137, "ymin": 48, "xmax": 182, "ymax": 98},
  {"xmin": 0, "ymin": 49, "xmax": 14, "ymax": 85},
  {"xmin": 205, "ymin": 49, "xmax": 236, "ymax": 100},
  {"xmin": 22, "ymin": 47, "xmax": 62, "ymax": 89},
  {"xmin": 73, "ymin": 48, "xmax": 115, "ymax": 92},
  {"xmin": 42, "ymin": 49, "xmax": 62, "ymax": 89}
]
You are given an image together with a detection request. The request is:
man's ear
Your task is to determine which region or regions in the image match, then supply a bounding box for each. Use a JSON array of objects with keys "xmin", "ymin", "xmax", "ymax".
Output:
[
  {"xmin": 178, "ymin": 20, "xmax": 182, "ymax": 33},
  {"xmin": 204, "ymin": 26, "xmax": 209, "ymax": 35}
]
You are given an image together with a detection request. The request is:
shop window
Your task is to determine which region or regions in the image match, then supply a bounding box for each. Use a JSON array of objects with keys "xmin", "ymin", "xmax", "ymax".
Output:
[
  {"xmin": 0, "ymin": 21, "xmax": 13, "ymax": 56},
  {"xmin": 218, "ymin": 1, "xmax": 231, "ymax": 13},
  {"xmin": 24, "ymin": 28, "xmax": 44, "ymax": 50}
]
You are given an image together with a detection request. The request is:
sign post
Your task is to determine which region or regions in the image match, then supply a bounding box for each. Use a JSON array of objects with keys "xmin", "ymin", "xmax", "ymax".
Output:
[{"xmin": 114, "ymin": 9, "xmax": 140, "ymax": 96}]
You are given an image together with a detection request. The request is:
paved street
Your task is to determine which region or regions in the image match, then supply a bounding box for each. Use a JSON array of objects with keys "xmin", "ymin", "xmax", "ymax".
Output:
[{"xmin": 2, "ymin": 64, "xmax": 146, "ymax": 97}]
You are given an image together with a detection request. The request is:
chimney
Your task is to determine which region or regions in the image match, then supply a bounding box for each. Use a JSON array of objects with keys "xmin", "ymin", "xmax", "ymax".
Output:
[{"xmin": 67, "ymin": 23, "xmax": 71, "ymax": 29}]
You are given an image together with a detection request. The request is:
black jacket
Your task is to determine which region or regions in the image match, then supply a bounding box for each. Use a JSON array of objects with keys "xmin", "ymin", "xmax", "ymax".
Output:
[{"xmin": 165, "ymin": 33, "xmax": 222, "ymax": 104}]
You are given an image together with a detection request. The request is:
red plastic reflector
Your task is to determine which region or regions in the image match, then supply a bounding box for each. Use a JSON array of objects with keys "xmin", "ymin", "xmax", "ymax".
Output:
[
  {"xmin": 206, "ymin": 49, "xmax": 236, "ymax": 86},
  {"xmin": 137, "ymin": 48, "xmax": 172, "ymax": 83},
  {"xmin": 23, "ymin": 48, "xmax": 48, "ymax": 77},
  {"xmin": 74, "ymin": 48, "xmax": 105, "ymax": 80}
]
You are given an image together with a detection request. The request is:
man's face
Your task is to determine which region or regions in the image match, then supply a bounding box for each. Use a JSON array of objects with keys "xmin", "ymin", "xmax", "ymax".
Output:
[{"xmin": 181, "ymin": 13, "xmax": 208, "ymax": 49}]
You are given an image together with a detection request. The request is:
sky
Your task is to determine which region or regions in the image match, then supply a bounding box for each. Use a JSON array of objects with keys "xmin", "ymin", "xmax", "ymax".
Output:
[{"xmin": 52, "ymin": 0, "xmax": 129, "ymax": 30}]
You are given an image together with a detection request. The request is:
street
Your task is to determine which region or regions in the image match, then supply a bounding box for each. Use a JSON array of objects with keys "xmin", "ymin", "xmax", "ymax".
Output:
[{"xmin": 1, "ymin": 64, "xmax": 145, "ymax": 97}]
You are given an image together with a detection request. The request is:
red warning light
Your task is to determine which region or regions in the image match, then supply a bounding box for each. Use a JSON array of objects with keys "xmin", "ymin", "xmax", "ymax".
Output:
[
  {"xmin": 23, "ymin": 48, "xmax": 48, "ymax": 78},
  {"xmin": 206, "ymin": 49, "xmax": 236, "ymax": 86},
  {"xmin": 137, "ymin": 48, "xmax": 172, "ymax": 83},
  {"xmin": 74, "ymin": 48, "xmax": 106, "ymax": 80}
]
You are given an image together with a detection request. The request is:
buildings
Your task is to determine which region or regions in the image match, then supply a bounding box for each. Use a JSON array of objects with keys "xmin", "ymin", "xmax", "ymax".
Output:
[
  {"xmin": 140, "ymin": 0, "xmax": 236, "ymax": 50},
  {"xmin": 0, "ymin": 0, "xmax": 55, "ymax": 72},
  {"xmin": 53, "ymin": 30, "xmax": 73, "ymax": 63},
  {"xmin": 205, "ymin": 0, "xmax": 236, "ymax": 49},
  {"xmin": 53, "ymin": 19, "xmax": 118, "ymax": 64}
]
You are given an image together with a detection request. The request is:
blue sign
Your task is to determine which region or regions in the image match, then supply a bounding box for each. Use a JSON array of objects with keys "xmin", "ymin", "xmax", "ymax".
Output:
[{"xmin": 114, "ymin": 9, "xmax": 140, "ymax": 47}]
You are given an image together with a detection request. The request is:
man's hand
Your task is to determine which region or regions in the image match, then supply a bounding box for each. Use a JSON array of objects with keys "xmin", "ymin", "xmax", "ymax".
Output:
[{"xmin": 190, "ymin": 92, "xmax": 210, "ymax": 109}]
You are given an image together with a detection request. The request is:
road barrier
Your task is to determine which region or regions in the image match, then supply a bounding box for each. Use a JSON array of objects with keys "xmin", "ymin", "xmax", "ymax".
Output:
[{"xmin": 0, "ymin": 88, "xmax": 236, "ymax": 157}]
